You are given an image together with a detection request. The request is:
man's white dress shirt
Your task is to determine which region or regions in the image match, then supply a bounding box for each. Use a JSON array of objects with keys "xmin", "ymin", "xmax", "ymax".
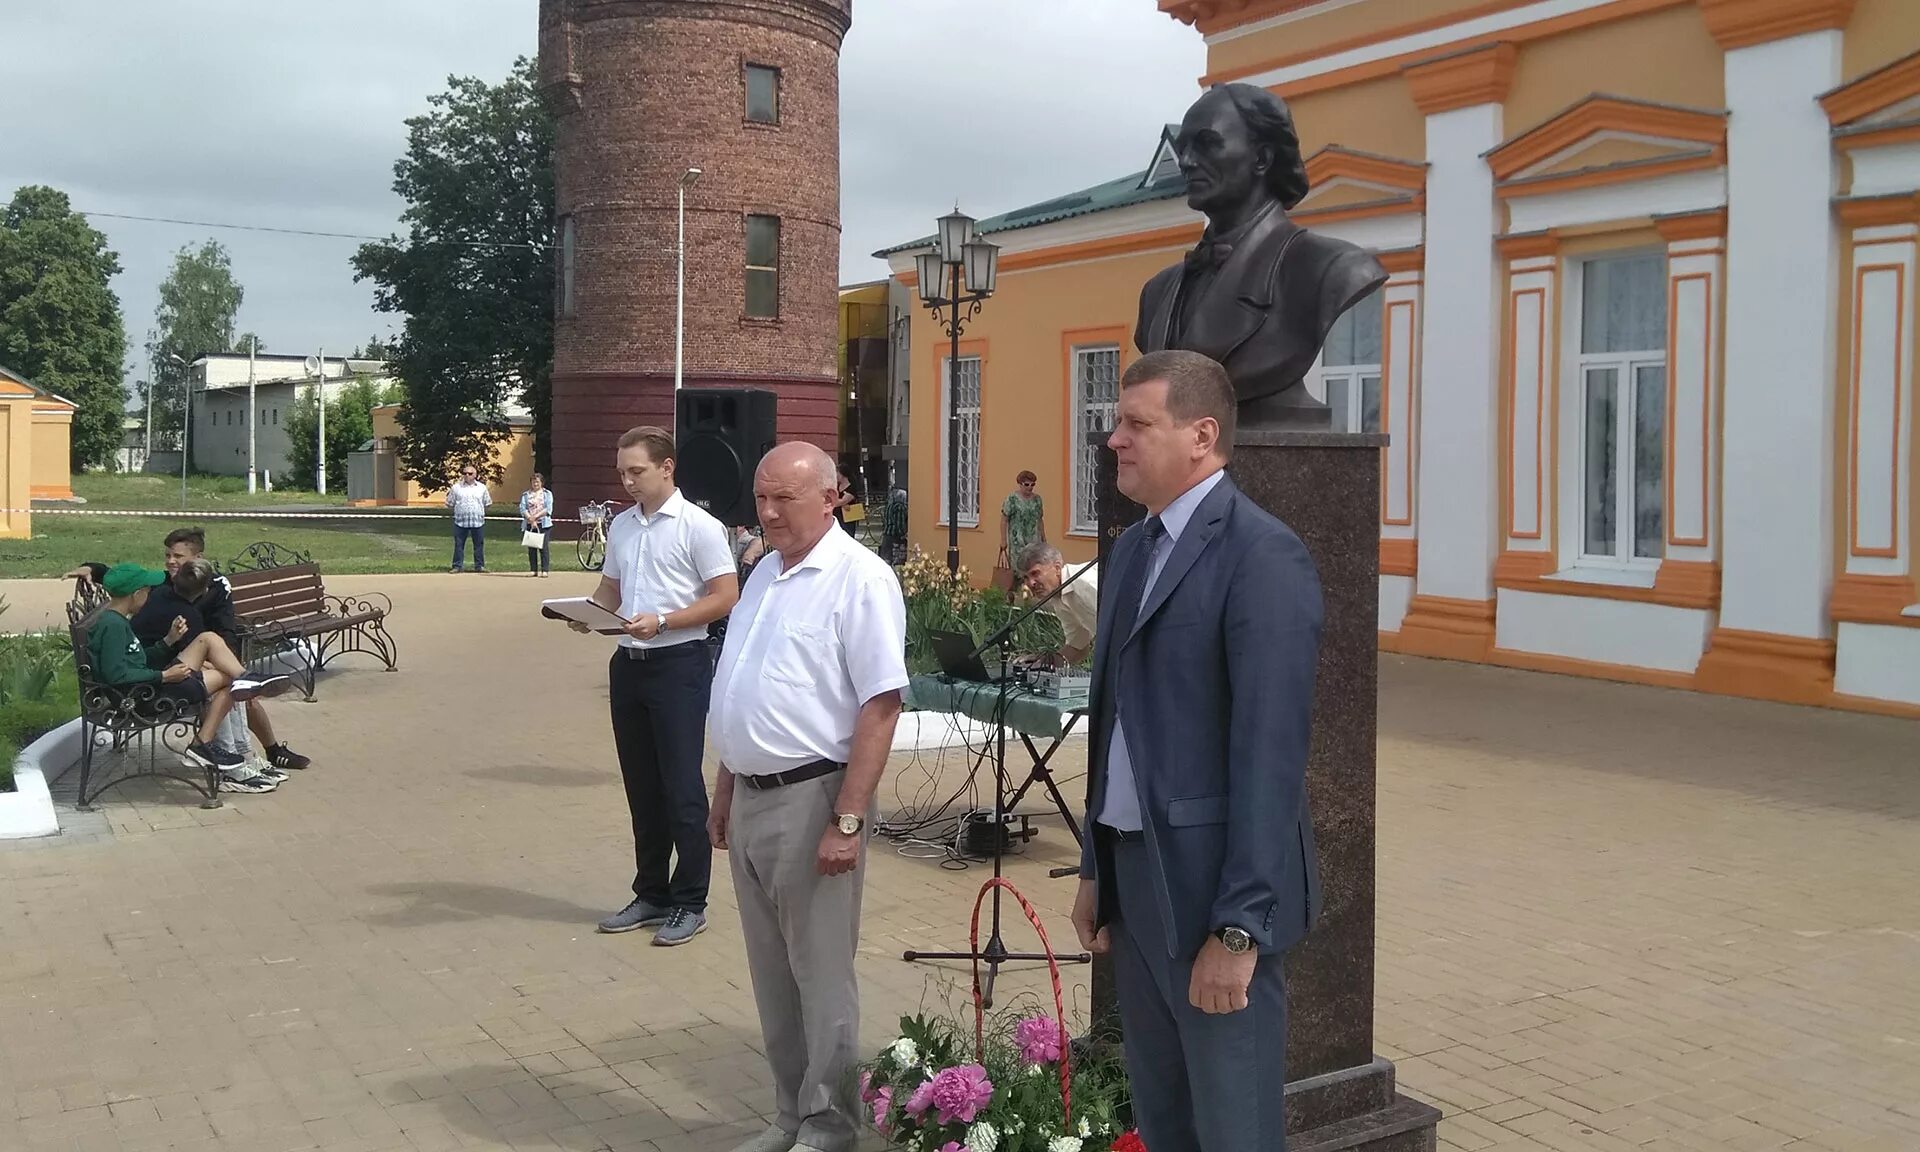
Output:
[
  {"xmin": 709, "ymin": 524, "xmax": 909, "ymax": 777},
  {"xmin": 605, "ymin": 489, "xmax": 735, "ymax": 649}
]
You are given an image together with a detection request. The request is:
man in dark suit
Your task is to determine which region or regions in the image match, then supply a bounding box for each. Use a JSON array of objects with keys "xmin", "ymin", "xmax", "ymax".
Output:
[
  {"xmin": 1071, "ymin": 349, "xmax": 1323, "ymax": 1151},
  {"xmin": 1135, "ymin": 83, "xmax": 1386, "ymax": 428}
]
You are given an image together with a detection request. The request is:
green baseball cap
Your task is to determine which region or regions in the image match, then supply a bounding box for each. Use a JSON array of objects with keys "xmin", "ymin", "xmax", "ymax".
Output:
[{"xmin": 101, "ymin": 563, "xmax": 168, "ymax": 597}]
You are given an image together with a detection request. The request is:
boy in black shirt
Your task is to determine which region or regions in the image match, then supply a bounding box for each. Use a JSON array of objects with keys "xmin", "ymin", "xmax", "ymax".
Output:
[{"xmin": 85, "ymin": 564, "xmax": 292, "ymax": 786}]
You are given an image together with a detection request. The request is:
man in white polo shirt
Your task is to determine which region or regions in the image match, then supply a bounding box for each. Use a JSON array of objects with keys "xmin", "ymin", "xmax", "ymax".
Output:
[
  {"xmin": 707, "ymin": 442, "xmax": 907, "ymax": 1152},
  {"xmin": 577, "ymin": 426, "xmax": 738, "ymax": 946}
]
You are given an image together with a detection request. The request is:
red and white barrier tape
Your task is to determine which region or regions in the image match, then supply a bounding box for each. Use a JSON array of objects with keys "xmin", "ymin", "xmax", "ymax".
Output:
[{"xmin": 3, "ymin": 507, "xmax": 584, "ymax": 523}]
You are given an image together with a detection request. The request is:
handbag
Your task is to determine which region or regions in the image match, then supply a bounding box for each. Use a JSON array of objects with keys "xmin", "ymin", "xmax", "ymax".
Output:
[
  {"xmin": 991, "ymin": 547, "xmax": 1016, "ymax": 593},
  {"xmin": 521, "ymin": 529, "xmax": 547, "ymax": 549}
]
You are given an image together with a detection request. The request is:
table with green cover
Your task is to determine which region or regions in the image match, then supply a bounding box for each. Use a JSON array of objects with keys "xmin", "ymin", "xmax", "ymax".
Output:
[{"xmin": 904, "ymin": 673, "xmax": 1088, "ymax": 843}]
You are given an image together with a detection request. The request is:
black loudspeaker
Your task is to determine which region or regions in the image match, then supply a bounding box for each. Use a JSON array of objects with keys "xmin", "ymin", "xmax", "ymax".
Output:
[{"xmin": 676, "ymin": 388, "xmax": 778, "ymax": 526}]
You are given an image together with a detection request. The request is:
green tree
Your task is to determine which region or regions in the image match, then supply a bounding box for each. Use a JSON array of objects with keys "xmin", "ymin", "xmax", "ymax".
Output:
[
  {"xmin": 0, "ymin": 186, "xmax": 129, "ymax": 470},
  {"xmin": 283, "ymin": 375, "xmax": 401, "ymax": 491},
  {"xmin": 352, "ymin": 56, "xmax": 553, "ymax": 494},
  {"xmin": 353, "ymin": 335, "xmax": 395, "ymax": 360},
  {"xmin": 145, "ymin": 239, "xmax": 245, "ymax": 451},
  {"xmin": 233, "ymin": 332, "xmax": 266, "ymax": 356}
]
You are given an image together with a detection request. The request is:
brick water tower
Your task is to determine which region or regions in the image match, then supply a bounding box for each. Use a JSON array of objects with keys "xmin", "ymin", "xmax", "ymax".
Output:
[{"xmin": 537, "ymin": 0, "xmax": 852, "ymax": 503}]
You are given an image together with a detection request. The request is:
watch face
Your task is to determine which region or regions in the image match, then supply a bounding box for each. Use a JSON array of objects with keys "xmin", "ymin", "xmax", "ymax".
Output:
[
  {"xmin": 1221, "ymin": 928, "xmax": 1252, "ymax": 953},
  {"xmin": 837, "ymin": 814, "xmax": 861, "ymax": 836}
]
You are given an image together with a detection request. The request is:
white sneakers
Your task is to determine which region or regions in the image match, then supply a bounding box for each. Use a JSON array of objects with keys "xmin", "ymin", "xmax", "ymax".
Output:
[{"xmin": 230, "ymin": 675, "xmax": 294, "ymax": 702}]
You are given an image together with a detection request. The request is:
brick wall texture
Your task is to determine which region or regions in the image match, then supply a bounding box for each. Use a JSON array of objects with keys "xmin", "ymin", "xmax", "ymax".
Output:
[{"xmin": 539, "ymin": 0, "xmax": 851, "ymax": 503}]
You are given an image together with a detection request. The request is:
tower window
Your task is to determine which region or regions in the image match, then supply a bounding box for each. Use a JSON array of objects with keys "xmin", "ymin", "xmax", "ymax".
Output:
[
  {"xmin": 746, "ymin": 215, "xmax": 780, "ymax": 319},
  {"xmin": 746, "ymin": 65, "xmax": 779, "ymax": 125}
]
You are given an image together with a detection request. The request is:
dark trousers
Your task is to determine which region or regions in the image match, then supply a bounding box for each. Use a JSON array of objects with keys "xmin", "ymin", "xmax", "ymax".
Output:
[
  {"xmin": 451, "ymin": 524, "xmax": 485, "ymax": 570},
  {"xmin": 608, "ymin": 643, "xmax": 714, "ymax": 912},
  {"xmin": 525, "ymin": 536, "xmax": 550, "ymax": 572},
  {"xmin": 1109, "ymin": 836, "xmax": 1290, "ymax": 1152}
]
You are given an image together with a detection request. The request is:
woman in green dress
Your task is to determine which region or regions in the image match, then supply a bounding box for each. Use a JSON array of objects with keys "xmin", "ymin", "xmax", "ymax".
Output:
[{"xmin": 1001, "ymin": 470, "xmax": 1046, "ymax": 575}]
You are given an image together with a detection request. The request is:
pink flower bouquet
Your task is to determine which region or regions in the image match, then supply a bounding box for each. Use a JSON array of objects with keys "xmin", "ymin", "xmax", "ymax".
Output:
[{"xmin": 860, "ymin": 1011, "xmax": 1139, "ymax": 1152}]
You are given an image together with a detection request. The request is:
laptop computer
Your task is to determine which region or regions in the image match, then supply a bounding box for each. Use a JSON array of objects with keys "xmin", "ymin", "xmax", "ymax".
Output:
[{"xmin": 930, "ymin": 628, "xmax": 1005, "ymax": 683}]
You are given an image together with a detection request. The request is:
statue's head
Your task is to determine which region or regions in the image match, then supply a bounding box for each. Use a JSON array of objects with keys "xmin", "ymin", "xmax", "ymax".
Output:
[{"xmin": 1174, "ymin": 83, "xmax": 1310, "ymax": 219}]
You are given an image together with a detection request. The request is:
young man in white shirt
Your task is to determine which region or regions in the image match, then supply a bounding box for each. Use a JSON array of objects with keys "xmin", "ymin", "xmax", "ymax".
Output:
[
  {"xmin": 706, "ymin": 442, "xmax": 908, "ymax": 1152},
  {"xmin": 575, "ymin": 426, "xmax": 738, "ymax": 946}
]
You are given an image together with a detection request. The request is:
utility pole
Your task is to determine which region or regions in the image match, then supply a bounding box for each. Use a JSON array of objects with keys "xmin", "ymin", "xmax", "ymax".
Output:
[
  {"xmin": 246, "ymin": 337, "xmax": 258, "ymax": 493},
  {"xmin": 143, "ymin": 346, "xmax": 154, "ymax": 469},
  {"xmin": 174, "ymin": 352, "xmax": 190, "ymax": 510},
  {"xmin": 317, "ymin": 346, "xmax": 328, "ymax": 495}
]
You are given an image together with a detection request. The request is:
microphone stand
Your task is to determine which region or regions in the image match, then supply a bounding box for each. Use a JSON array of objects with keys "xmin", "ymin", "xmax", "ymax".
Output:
[{"xmin": 902, "ymin": 560, "xmax": 1096, "ymax": 1008}]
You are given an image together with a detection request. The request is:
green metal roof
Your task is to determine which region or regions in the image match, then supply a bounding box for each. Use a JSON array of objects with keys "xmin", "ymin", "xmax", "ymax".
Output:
[{"xmin": 875, "ymin": 126, "xmax": 1189, "ymax": 258}]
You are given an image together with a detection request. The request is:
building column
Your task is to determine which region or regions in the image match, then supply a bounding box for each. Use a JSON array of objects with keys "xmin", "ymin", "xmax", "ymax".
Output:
[
  {"xmin": 1377, "ymin": 251, "xmax": 1424, "ymax": 634},
  {"xmin": 1492, "ymin": 234, "xmax": 1559, "ymax": 588},
  {"xmin": 1831, "ymin": 200, "xmax": 1920, "ymax": 705},
  {"xmin": 1652, "ymin": 210, "xmax": 1728, "ymax": 608},
  {"xmin": 1392, "ymin": 42, "xmax": 1514, "ymax": 660},
  {"xmin": 1695, "ymin": 3, "xmax": 1850, "ymax": 703}
]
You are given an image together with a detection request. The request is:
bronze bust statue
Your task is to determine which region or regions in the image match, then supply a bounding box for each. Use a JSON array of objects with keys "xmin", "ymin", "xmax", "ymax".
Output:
[{"xmin": 1136, "ymin": 84, "xmax": 1388, "ymax": 429}]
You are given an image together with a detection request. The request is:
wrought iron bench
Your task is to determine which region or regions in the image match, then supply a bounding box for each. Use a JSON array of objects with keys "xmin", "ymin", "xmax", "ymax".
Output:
[
  {"xmin": 66, "ymin": 600, "xmax": 222, "ymax": 810},
  {"xmin": 223, "ymin": 543, "xmax": 397, "ymax": 700}
]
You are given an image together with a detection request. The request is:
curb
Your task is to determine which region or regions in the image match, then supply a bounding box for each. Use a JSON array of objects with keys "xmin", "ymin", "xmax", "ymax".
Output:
[{"xmin": 0, "ymin": 718, "xmax": 79, "ymax": 839}]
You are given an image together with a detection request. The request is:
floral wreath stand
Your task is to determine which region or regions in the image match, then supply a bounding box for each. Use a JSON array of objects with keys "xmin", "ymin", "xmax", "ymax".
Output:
[{"xmin": 864, "ymin": 876, "xmax": 1143, "ymax": 1152}]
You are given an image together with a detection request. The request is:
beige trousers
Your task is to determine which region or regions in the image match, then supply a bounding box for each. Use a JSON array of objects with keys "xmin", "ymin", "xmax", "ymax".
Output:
[{"xmin": 728, "ymin": 770, "xmax": 867, "ymax": 1152}]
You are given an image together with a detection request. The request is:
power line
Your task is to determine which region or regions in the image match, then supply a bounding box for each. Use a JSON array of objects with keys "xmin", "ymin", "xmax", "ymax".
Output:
[
  {"xmin": 77, "ymin": 209, "xmax": 551, "ymax": 251},
  {"xmin": 77, "ymin": 208, "xmax": 684, "ymax": 257}
]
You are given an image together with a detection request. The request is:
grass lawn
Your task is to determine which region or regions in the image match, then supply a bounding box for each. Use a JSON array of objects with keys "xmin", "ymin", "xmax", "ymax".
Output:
[{"xmin": 1, "ymin": 473, "xmax": 567, "ymax": 577}]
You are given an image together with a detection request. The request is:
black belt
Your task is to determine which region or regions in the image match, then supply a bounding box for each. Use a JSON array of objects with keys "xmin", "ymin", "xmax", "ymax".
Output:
[
  {"xmin": 1102, "ymin": 826, "xmax": 1144, "ymax": 843},
  {"xmin": 618, "ymin": 640, "xmax": 705, "ymax": 661},
  {"xmin": 739, "ymin": 759, "xmax": 844, "ymax": 791}
]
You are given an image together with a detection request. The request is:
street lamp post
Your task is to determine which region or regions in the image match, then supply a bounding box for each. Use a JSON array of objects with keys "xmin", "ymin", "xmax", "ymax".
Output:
[
  {"xmin": 675, "ymin": 167, "xmax": 702, "ymax": 392},
  {"xmin": 914, "ymin": 207, "xmax": 999, "ymax": 575}
]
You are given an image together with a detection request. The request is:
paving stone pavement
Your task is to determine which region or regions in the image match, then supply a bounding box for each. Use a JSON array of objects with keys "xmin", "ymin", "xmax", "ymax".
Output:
[{"xmin": 2, "ymin": 572, "xmax": 1918, "ymax": 1152}]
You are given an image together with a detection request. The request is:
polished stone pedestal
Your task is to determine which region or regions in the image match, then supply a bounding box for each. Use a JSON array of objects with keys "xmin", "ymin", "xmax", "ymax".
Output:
[{"xmin": 1094, "ymin": 433, "xmax": 1439, "ymax": 1152}]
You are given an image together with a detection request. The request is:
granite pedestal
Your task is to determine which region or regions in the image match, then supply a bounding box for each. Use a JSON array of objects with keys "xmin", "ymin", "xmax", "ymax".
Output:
[{"xmin": 1093, "ymin": 433, "xmax": 1439, "ymax": 1152}]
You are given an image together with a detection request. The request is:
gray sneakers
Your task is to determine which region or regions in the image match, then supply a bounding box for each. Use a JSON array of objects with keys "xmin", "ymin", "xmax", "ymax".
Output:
[
  {"xmin": 727, "ymin": 1124, "xmax": 797, "ymax": 1152},
  {"xmin": 651, "ymin": 908, "xmax": 706, "ymax": 947},
  {"xmin": 597, "ymin": 899, "xmax": 670, "ymax": 933}
]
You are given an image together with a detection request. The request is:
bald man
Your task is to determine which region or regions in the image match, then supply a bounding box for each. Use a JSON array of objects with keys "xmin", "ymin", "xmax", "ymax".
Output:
[{"xmin": 706, "ymin": 443, "xmax": 908, "ymax": 1152}]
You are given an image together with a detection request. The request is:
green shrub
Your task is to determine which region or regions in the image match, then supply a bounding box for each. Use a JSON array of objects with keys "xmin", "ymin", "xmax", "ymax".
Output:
[{"xmin": 0, "ymin": 628, "xmax": 81, "ymax": 793}]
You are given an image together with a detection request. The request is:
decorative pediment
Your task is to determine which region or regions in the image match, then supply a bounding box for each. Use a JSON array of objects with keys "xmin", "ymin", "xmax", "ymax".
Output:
[
  {"xmin": 1293, "ymin": 147, "xmax": 1426, "ymax": 219},
  {"xmin": 1823, "ymin": 50, "xmax": 1920, "ymax": 152},
  {"xmin": 1487, "ymin": 95, "xmax": 1726, "ymax": 197}
]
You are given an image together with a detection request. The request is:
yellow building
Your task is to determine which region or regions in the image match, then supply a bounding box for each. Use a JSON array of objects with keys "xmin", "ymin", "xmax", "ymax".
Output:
[
  {"xmin": 350, "ymin": 404, "xmax": 536, "ymax": 507},
  {"xmin": 0, "ymin": 364, "xmax": 79, "ymax": 537},
  {"xmin": 882, "ymin": 0, "xmax": 1920, "ymax": 717}
]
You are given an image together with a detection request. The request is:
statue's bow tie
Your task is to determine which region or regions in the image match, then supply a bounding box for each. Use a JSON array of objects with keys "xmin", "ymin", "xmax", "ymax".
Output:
[{"xmin": 1185, "ymin": 240, "xmax": 1233, "ymax": 271}]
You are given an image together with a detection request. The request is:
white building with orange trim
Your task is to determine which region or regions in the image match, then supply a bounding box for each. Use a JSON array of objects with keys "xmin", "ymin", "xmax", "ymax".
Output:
[{"xmin": 882, "ymin": 0, "xmax": 1920, "ymax": 717}]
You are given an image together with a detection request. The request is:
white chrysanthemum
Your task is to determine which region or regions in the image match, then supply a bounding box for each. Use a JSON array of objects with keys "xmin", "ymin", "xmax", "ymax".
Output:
[
  {"xmin": 1049, "ymin": 1138, "xmax": 1083, "ymax": 1152},
  {"xmin": 1078, "ymin": 1116, "xmax": 1092, "ymax": 1137},
  {"xmin": 967, "ymin": 1121, "xmax": 1000, "ymax": 1152},
  {"xmin": 888, "ymin": 1037, "xmax": 918, "ymax": 1065},
  {"xmin": 1028, "ymin": 1064, "xmax": 1046, "ymax": 1077}
]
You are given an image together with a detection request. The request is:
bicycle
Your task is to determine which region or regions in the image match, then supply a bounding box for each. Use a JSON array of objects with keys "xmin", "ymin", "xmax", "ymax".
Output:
[{"xmin": 577, "ymin": 500, "xmax": 618, "ymax": 571}]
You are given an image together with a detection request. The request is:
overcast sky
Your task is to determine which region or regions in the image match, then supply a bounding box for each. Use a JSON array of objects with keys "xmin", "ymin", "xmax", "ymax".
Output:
[{"xmin": 2, "ymin": 1, "xmax": 1203, "ymax": 395}]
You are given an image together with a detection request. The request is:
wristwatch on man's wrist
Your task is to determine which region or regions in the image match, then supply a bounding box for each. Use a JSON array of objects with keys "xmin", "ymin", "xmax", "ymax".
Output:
[
  {"xmin": 834, "ymin": 813, "xmax": 864, "ymax": 836},
  {"xmin": 1216, "ymin": 926, "xmax": 1254, "ymax": 954}
]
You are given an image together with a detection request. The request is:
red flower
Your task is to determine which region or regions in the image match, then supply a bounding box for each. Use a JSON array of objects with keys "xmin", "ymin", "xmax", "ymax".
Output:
[{"xmin": 1110, "ymin": 1132, "xmax": 1146, "ymax": 1152}]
